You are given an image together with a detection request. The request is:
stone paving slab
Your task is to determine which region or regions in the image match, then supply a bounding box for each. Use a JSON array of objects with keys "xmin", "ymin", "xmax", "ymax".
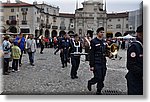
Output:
[{"xmin": 1, "ymin": 48, "xmax": 128, "ymax": 95}]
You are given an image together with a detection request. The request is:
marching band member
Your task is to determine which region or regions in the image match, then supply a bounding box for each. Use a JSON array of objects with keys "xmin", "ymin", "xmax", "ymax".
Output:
[
  {"xmin": 125, "ymin": 25, "xmax": 143, "ymax": 95},
  {"xmin": 59, "ymin": 32, "xmax": 70, "ymax": 68},
  {"xmin": 69, "ymin": 34, "xmax": 82, "ymax": 79},
  {"xmin": 87, "ymin": 27, "xmax": 107, "ymax": 95}
]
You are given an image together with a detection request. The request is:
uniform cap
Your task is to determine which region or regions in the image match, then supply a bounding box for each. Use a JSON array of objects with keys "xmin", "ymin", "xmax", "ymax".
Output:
[{"xmin": 136, "ymin": 25, "xmax": 143, "ymax": 33}]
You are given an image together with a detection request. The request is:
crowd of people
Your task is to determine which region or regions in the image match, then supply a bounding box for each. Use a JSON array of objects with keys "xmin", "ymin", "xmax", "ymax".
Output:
[
  {"xmin": 0, "ymin": 25, "xmax": 143, "ymax": 95},
  {"xmin": 1, "ymin": 32, "xmax": 36, "ymax": 75}
]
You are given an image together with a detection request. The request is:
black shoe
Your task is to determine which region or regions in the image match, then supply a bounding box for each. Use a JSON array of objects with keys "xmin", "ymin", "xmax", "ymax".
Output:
[
  {"xmin": 3, "ymin": 72, "xmax": 9, "ymax": 75},
  {"xmin": 40, "ymin": 52, "xmax": 43, "ymax": 54},
  {"xmin": 96, "ymin": 91, "xmax": 102, "ymax": 95},
  {"xmin": 74, "ymin": 76, "xmax": 78, "ymax": 79},
  {"xmin": 62, "ymin": 65, "xmax": 65, "ymax": 68},
  {"xmin": 54, "ymin": 52, "xmax": 56, "ymax": 55},
  {"xmin": 31, "ymin": 63, "xmax": 35, "ymax": 66},
  {"xmin": 87, "ymin": 82, "xmax": 92, "ymax": 91},
  {"xmin": 71, "ymin": 76, "xmax": 75, "ymax": 79}
]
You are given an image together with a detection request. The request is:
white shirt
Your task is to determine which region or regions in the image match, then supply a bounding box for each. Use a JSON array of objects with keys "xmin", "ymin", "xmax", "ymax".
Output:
[{"xmin": 26, "ymin": 39, "xmax": 37, "ymax": 52}]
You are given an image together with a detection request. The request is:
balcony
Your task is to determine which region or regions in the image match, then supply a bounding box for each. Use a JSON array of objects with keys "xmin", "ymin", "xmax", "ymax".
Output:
[
  {"xmin": 22, "ymin": 20, "xmax": 27, "ymax": 25},
  {"xmin": 41, "ymin": 23, "xmax": 46, "ymax": 28}
]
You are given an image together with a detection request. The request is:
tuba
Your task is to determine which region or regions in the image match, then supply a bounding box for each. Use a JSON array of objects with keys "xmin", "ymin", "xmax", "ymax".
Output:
[{"xmin": 106, "ymin": 43, "xmax": 119, "ymax": 58}]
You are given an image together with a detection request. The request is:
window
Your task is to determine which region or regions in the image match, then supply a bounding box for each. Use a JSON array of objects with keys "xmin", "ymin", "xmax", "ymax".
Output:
[
  {"xmin": 53, "ymin": 10, "xmax": 56, "ymax": 14},
  {"xmin": 9, "ymin": 16, "xmax": 16, "ymax": 20},
  {"xmin": 116, "ymin": 24, "xmax": 121, "ymax": 29},
  {"xmin": 53, "ymin": 17, "xmax": 57, "ymax": 22},
  {"xmin": 37, "ymin": 17, "xmax": 40, "ymax": 23},
  {"xmin": 0, "ymin": 16, "xmax": 4, "ymax": 21},
  {"xmin": 126, "ymin": 24, "xmax": 128, "ymax": 28},
  {"xmin": 118, "ymin": 19, "xmax": 120, "ymax": 21},
  {"xmin": 89, "ymin": 14, "xmax": 93, "ymax": 17},
  {"xmin": 79, "ymin": 14, "xmax": 82, "ymax": 17},
  {"xmin": 126, "ymin": 18, "xmax": 128, "ymax": 21},
  {"xmin": 11, "ymin": 9, "xmax": 14, "ymax": 12},
  {"xmin": 70, "ymin": 19, "xmax": 73, "ymax": 23},
  {"xmin": 107, "ymin": 25, "xmax": 112, "ymax": 29},
  {"xmin": 21, "ymin": 8, "xmax": 28, "ymax": 12}
]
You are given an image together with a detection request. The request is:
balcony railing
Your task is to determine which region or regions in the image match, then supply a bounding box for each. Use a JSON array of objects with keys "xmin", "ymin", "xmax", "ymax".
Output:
[
  {"xmin": 46, "ymin": 24, "xmax": 51, "ymax": 29},
  {"xmin": 22, "ymin": 20, "xmax": 27, "ymax": 25},
  {"xmin": 52, "ymin": 26, "xmax": 58, "ymax": 29}
]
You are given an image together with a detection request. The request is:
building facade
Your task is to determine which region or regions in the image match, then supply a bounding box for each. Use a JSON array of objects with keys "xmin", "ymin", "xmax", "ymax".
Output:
[
  {"xmin": 0, "ymin": 0, "xmax": 75, "ymax": 38},
  {"xmin": 0, "ymin": 0, "xmax": 143, "ymax": 38},
  {"xmin": 107, "ymin": 12, "xmax": 129, "ymax": 38},
  {"xmin": 75, "ymin": 0, "xmax": 107, "ymax": 37}
]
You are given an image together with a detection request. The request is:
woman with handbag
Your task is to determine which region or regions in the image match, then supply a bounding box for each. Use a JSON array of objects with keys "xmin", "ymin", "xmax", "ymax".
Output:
[{"xmin": 26, "ymin": 34, "xmax": 37, "ymax": 66}]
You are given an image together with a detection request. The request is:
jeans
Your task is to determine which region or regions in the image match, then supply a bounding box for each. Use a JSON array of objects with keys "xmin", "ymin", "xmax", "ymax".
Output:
[
  {"xmin": 28, "ymin": 52, "xmax": 35, "ymax": 64},
  {"xmin": 12, "ymin": 59, "xmax": 19, "ymax": 71},
  {"xmin": 3, "ymin": 58, "xmax": 9, "ymax": 74}
]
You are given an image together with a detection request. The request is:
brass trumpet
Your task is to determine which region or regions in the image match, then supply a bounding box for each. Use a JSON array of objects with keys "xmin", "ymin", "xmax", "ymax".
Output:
[{"xmin": 106, "ymin": 43, "xmax": 119, "ymax": 58}]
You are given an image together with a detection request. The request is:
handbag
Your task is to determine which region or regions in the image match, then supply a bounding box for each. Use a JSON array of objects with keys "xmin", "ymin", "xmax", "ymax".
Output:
[{"xmin": 27, "ymin": 48, "xmax": 32, "ymax": 53}]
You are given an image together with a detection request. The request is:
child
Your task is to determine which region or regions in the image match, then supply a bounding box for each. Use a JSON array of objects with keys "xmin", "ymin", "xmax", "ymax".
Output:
[{"xmin": 11, "ymin": 40, "xmax": 21, "ymax": 72}]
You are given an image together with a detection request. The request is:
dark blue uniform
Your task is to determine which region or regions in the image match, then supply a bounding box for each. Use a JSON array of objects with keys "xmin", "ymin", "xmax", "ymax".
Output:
[
  {"xmin": 88, "ymin": 37, "xmax": 107, "ymax": 94},
  {"xmin": 70, "ymin": 40, "xmax": 82, "ymax": 79},
  {"xmin": 125, "ymin": 38, "xmax": 143, "ymax": 95},
  {"xmin": 59, "ymin": 37, "xmax": 70, "ymax": 68}
]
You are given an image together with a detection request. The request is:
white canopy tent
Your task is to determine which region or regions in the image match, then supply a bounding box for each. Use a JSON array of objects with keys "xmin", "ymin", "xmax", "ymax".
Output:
[{"xmin": 117, "ymin": 34, "xmax": 136, "ymax": 39}]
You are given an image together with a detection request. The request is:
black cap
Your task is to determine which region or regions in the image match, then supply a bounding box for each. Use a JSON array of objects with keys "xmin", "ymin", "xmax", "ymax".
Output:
[
  {"xmin": 136, "ymin": 25, "xmax": 143, "ymax": 33},
  {"xmin": 96, "ymin": 27, "xmax": 104, "ymax": 34}
]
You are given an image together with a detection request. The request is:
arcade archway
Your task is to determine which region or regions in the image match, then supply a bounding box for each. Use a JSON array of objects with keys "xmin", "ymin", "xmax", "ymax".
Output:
[
  {"xmin": 45, "ymin": 29, "xmax": 50, "ymax": 38},
  {"xmin": 51, "ymin": 30, "xmax": 57, "ymax": 38},
  {"xmin": 59, "ymin": 31, "xmax": 66, "ymax": 37}
]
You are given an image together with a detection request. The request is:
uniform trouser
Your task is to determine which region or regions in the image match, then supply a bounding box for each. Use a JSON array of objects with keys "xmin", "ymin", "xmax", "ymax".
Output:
[
  {"xmin": 12, "ymin": 59, "xmax": 19, "ymax": 71},
  {"xmin": 88, "ymin": 64, "xmax": 107, "ymax": 92},
  {"xmin": 85, "ymin": 47, "xmax": 90, "ymax": 61},
  {"xmin": 28, "ymin": 52, "xmax": 34, "ymax": 64},
  {"xmin": 3, "ymin": 58, "xmax": 9, "ymax": 74},
  {"xmin": 40, "ymin": 43, "xmax": 44, "ymax": 53},
  {"xmin": 60, "ymin": 51, "xmax": 68, "ymax": 66},
  {"xmin": 71, "ymin": 56, "xmax": 80, "ymax": 77},
  {"xmin": 19, "ymin": 50, "xmax": 23, "ymax": 65},
  {"xmin": 126, "ymin": 73, "xmax": 143, "ymax": 95}
]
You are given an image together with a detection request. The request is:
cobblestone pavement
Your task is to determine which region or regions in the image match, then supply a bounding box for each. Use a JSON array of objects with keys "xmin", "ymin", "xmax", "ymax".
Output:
[{"xmin": 2, "ymin": 48, "xmax": 128, "ymax": 95}]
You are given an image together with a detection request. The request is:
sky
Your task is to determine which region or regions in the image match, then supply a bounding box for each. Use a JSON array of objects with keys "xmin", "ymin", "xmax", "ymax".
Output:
[{"xmin": 1, "ymin": 0, "xmax": 143, "ymax": 13}]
